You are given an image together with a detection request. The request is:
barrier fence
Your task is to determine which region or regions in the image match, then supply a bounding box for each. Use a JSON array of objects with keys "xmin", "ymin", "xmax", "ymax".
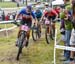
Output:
[
  {"xmin": 54, "ymin": 29, "xmax": 75, "ymax": 64},
  {"xmin": 0, "ymin": 20, "xmax": 20, "ymax": 37}
]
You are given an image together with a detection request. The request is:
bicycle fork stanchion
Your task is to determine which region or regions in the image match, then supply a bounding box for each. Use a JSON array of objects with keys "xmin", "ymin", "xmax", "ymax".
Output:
[
  {"xmin": 5, "ymin": 24, "xmax": 9, "ymax": 38},
  {"xmin": 54, "ymin": 29, "xmax": 57, "ymax": 64}
]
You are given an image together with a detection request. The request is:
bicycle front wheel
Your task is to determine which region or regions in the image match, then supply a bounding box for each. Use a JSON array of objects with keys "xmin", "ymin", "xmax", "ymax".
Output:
[
  {"xmin": 16, "ymin": 33, "xmax": 25, "ymax": 60},
  {"xmin": 45, "ymin": 27, "xmax": 54, "ymax": 44}
]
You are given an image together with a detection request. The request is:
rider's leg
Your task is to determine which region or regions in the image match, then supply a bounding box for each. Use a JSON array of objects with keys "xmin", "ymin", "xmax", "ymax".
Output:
[
  {"xmin": 25, "ymin": 21, "xmax": 32, "ymax": 47},
  {"xmin": 37, "ymin": 18, "xmax": 41, "ymax": 33},
  {"xmin": 25, "ymin": 29, "xmax": 30, "ymax": 47},
  {"xmin": 16, "ymin": 26, "xmax": 21, "ymax": 46},
  {"xmin": 38, "ymin": 23, "xmax": 41, "ymax": 33},
  {"xmin": 52, "ymin": 22, "xmax": 55, "ymax": 36},
  {"xmin": 47, "ymin": 24, "xmax": 50, "ymax": 34},
  {"xmin": 17, "ymin": 26, "xmax": 21, "ymax": 38},
  {"xmin": 27, "ymin": 30, "xmax": 30, "ymax": 41}
]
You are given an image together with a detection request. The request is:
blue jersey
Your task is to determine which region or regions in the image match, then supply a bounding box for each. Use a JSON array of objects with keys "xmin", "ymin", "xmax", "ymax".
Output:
[{"xmin": 19, "ymin": 8, "xmax": 36, "ymax": 20}]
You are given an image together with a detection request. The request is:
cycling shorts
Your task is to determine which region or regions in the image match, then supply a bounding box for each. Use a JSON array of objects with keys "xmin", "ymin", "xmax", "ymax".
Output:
[
  {"xmin": 20, "ymin": 19, "xmax": 32, "ymax": 28},
  {"xmin": 48, "ymin": 16, "xmax": 56, "ymax": 23},
  {"xmin": 37, "ymin": 18, "xmax": 41, "ymax": 22}
]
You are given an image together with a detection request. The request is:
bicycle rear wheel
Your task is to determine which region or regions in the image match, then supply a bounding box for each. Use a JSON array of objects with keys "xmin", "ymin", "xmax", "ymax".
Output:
[{"xmin": 32, "ymin": 29, "xmax": 38, "ymax": 41}]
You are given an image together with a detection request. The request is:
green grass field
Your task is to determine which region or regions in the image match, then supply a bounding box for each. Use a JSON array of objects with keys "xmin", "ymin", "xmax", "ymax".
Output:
[
  {"xmin": 0, "ymin": 2, "xmax": 26, "ymax": 8},
  {"xmin": 0, "ymin": 24, "xmax": 14, "ymax": 29}
]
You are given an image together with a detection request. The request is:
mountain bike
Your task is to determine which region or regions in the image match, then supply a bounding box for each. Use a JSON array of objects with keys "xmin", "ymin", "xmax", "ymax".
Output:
[
  {"xmin": 45, "ymin": 18, "xmax": 54, "ymax": 44},
  {"xmin": 15, "ymin": 24, "xmax": 30, "ymax": 60}
]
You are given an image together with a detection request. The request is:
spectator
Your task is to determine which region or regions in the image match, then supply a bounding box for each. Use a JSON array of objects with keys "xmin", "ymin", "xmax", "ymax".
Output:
[
  {"xmin": 12, "ymin": 12, "xmax": 16, "ymax": 20},
  {"xmin": 2, "ymin": 11, "xmax": 5, "ymax": 21},
  {"xmin": 60, "ymin": 0, "xmax": 73, "ymax": 63},
  {"xmin": 9, "ymin": 13, "xmax": 13, "ymax": 20},
  {"xmin": 60, "ymin": 8, "xmax": 73, "ymax": 63},
  {"xmin": 69, "ymin": 0, "xmax": 75, "ymax": 63},
  {"xmin": 5, "ymin": 13, "xmax": 10, "ymax": 21}
]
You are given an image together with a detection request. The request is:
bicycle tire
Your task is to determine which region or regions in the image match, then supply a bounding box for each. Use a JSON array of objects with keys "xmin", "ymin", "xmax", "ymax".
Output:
[
  {"xmin": 32, "ymin": 29, "xmax": 38, "ymax": 41},
  {"xmin": 45, "ymin": 29, "xmax": 54, "ymax": 44},
  {"xmin": 45, "ymin": 28, "xmax": 50, "ymax": 44},
  {"xmin": 16, "ymin": 32, "xmax": 25, "ymax": 60},
  {"xmin": 37, "ymin": 25, "xmax": 41, "ymax": 38}
]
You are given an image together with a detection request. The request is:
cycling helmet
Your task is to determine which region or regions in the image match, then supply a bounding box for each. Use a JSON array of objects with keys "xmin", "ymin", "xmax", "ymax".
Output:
[
  {"xmin": 45, "ymin": 3, "xmax": 49, "ymax": 6},
  {"xmin": 27, "ymin": 5, "xmax": 32, "ymax": 12}
]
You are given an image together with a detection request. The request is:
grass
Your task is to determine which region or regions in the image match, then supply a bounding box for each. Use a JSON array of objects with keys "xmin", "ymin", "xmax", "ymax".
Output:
[
  {"xmin": 0, "ymin": 1, "xmax": 37, "ymax": 8},
  {"xmin": 0, "ymin": 2, "xmax": 26, "ymax": 8},
  {"xmin": 0, "ymin": 27, "xmax": 54, "ymax": 64},
  {"xmin": 0, "ymin": 24, "xmax": 15, "ymax": 29}
]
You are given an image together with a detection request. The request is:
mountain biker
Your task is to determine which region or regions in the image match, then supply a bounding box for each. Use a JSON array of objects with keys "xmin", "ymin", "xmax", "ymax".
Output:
[
  {"xmin": 15, "ymin": 5, "xmax": 36, "ymax": 47},
  {"xmin": 43, "ymin": 3, "xmax": 49, "ymax": 13},
  {"xmin": 35, "ymin": 8, "xmax": 42, "ymax": 34},
  {"xmin": 35, "ymin": 8, "xmax": 42, "ymax": 22},
  {"xmin": 43, "ymin": 7, "xmax": 58, "ymax": 37}
]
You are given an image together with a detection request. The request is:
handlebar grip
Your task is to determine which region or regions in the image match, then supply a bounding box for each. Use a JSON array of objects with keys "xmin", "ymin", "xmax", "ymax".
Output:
[{"xmin": 13, "ymin": 21, "xmax": 20, "ymax": 27}]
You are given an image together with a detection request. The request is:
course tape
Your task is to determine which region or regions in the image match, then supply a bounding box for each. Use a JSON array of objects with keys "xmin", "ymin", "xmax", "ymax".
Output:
[
  {"xmin": 55, "ymin": 45, "xmax": 75, "ymax": 51},
  {"xmin": 0, "ymin": 20, "xmax": 20, "ymax": 32},
  {"xmin": 0, "ymin": 20, "xmax": 20, "ymax": 24}
]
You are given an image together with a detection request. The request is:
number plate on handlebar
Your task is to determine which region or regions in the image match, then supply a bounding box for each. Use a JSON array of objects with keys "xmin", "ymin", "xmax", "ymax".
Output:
[{"xmin": 21, "ymin": 25, "xmax": 29, "ymax": 31}]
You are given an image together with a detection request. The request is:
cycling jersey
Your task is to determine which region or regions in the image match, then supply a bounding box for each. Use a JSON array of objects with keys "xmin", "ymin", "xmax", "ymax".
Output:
[
  {"xmin": 35, "ymin": 10, "xmax": 42, "ymax": 18},
  {"xmin": 18, "ymin": 8, "xmax": 36, "ymax": 28},
  {"xmin": 44, "ymin": 9, "xmax": 57, "ymax": 20},
  {"xmin": 54, "ymin": 8, "xmax": 60, "ymax": 15},
  {"xmin": 44, "ymin": 9, "xmax": 57, "ymax": 17},
  {"xmin": 19, "ymin": 8, "xmax": 36, "ymax": 21}
]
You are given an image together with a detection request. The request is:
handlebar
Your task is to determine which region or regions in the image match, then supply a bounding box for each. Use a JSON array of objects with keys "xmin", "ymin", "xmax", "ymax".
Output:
[
  {"xmin": 13, "ymin": 20, "xmax": 20, "ymax": 27},
  {"xmin": 53, "ymin": 18, "xmax": 61, "ymax": 21}
]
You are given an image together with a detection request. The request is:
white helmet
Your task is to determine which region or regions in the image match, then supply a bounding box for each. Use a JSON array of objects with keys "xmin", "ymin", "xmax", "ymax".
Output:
[
  {"xmin": 45, "ymin": 2, "xmax": 49, "ymax": 6},
  {"xmin": 45, "ymin": 7, "xmax": 52, "ymax": 12}
]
